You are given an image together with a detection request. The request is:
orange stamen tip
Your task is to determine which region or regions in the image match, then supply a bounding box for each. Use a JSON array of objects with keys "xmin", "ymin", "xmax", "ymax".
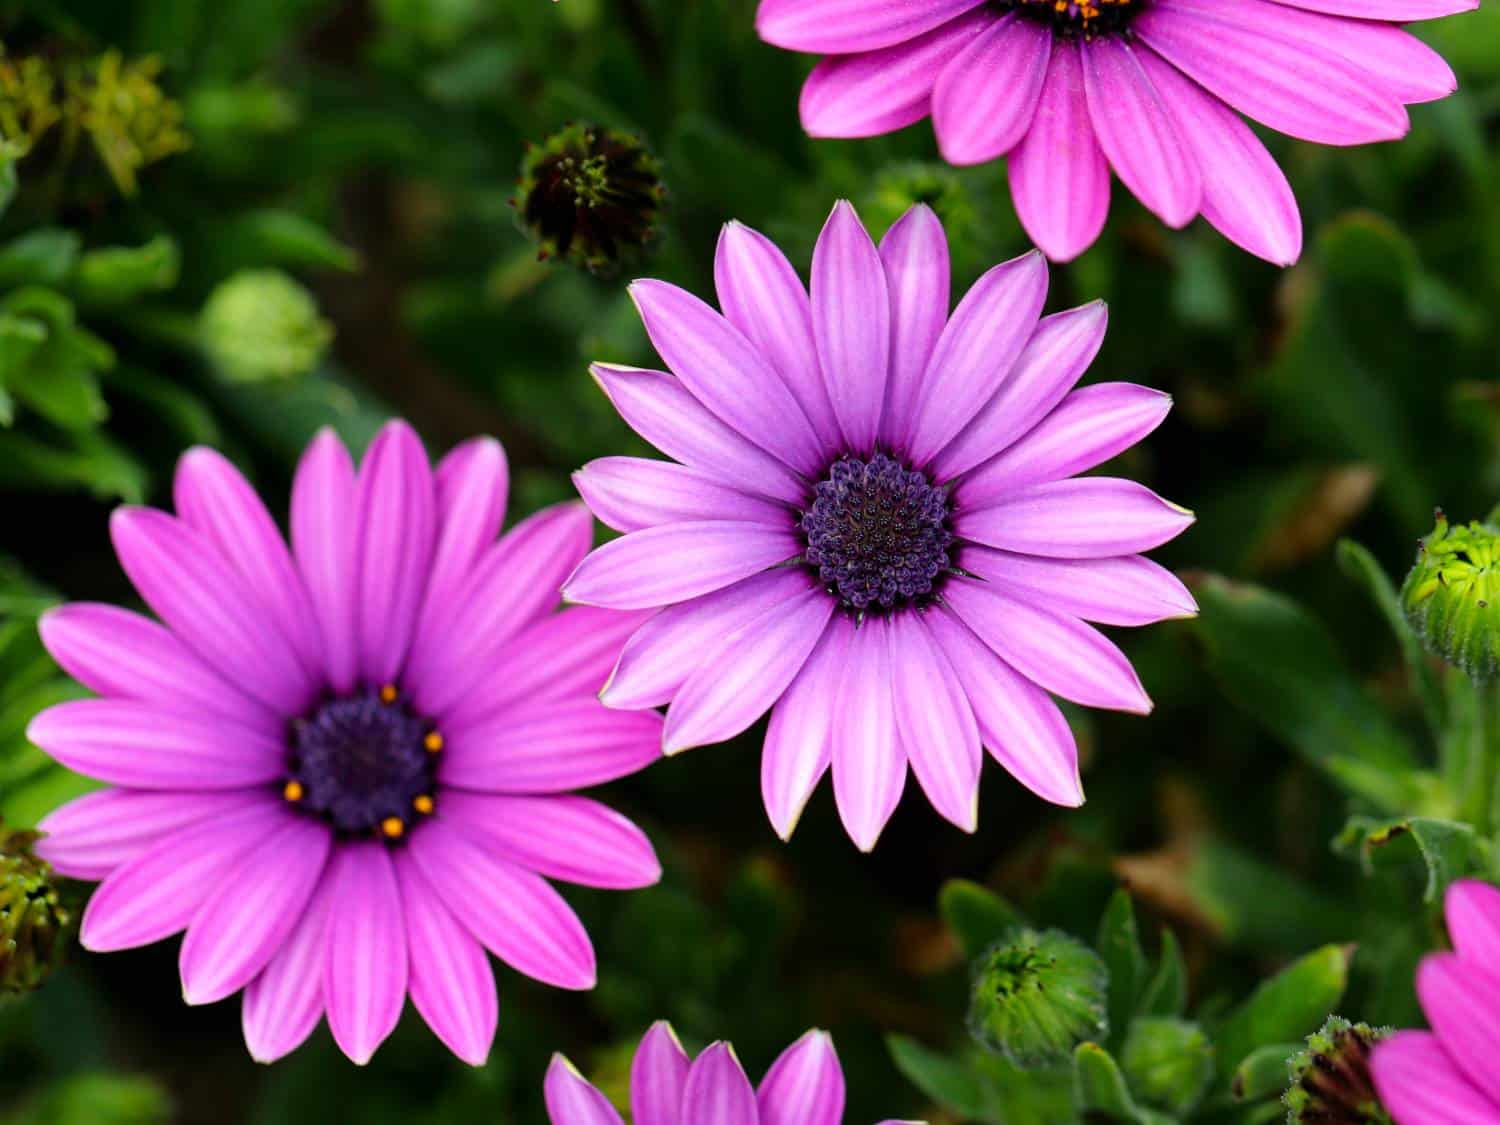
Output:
[
  {"xmin": 424, "ymin": 732, "xmax": 444, "ymax": 753},
  {"xmin": 380, "ymin": 817, "xmax": 405, "ymax": 839},
  {"xmin": 379, "ymin": 684, "xmax": 399, "ymax": 704},
  {"xmin": 282, "ymin": 780, "xmax": 304, "ymax": 802},
  {"xmin": 413, "ymin": 795, "xmax": 435, "ymax": 815}
]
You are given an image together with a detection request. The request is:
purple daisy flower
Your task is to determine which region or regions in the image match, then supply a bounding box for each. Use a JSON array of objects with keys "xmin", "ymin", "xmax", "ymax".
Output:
[
  {"xmin": 756, "ymin": 0, "xmax": 1474, "ymax": 264},
  {"xmin": 1372, "ymin": 880, "xmax": 1500, "ymax": 1124},
  {"xmin": 564, "ymin": 201, "xmax": 1195, "ymax": 851},
  {"xmin": 544, "ymin": 1020, "xmax": 924, "ymax": 1124},
  {"xmin": 26, "ymin": 420, "xmax": 663, "ymax": 1067}
]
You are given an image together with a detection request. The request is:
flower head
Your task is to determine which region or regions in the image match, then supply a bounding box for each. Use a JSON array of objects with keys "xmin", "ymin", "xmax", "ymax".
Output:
[
  {"xmin": 566, "ymin": 201, "xmax": 1194, "ymax": 851},
  {"xmin": 1285, "ymin": 1016, "xmax": 1391, "ymax": 1125},
  {"xmin": 27, "ymin": 420, "xmax": 662, "ymax": 1066},
  {"xmin": 1401, "ymin": 510, "xmax": 1500, "ymax": 681},
  {"xmin": 1371, "ymin": 880, "xmax": 1500, "ymax": 1124},
  {"xmin": 544, "ymin": 1021, "xmax": 923, "ymax": 1124},
  {"xmin": 967, "ymin": 927, "xmax": 1108, "ymax": 1066},
  {"xmin": 755, "ymin": 0, "xmax": 1475, "ymax": 264}
]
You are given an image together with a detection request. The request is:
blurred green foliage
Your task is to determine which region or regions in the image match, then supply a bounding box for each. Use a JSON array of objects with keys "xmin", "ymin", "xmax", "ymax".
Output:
[{"xmin": 0, "ymin": 0, "xmax": 1493, "ymax": 1121}]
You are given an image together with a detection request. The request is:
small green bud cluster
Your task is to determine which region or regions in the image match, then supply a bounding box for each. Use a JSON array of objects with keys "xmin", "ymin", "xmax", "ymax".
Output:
[
  {"xmin": 199, "ymin": 269, "xmax": 333, "ymax": 383},
  {"xmin": 1402, "ymin": 509, "xmax": 1500, "ymax": 679},
  {"xmin": 1, "ymin": 824, "xmax": 70, "ymax": 996},
  {"xmin": 1283, "ymin": 1017, "xmax": 1391, "ymax": 1125}
]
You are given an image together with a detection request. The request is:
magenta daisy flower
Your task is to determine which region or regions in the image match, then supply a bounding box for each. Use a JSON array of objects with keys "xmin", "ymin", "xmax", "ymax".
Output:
[
  {"xmin": 544, "ymin": 1020, "xmax": 923, "ymax": 1124},
  {"xmin": 756, "ymin": 0, "xmax": 1474, "ymax": 264},
  {"xmin": 564, "ymin": 201, "xmax": 1194, "ymax": 851},
  {"xmin": 1372, "ymin": 880, "xmax": 1500, "ymax": 1124},
  {"xmin": 26, "ymin": 420, "xmax": 663, "ymax": 1067}
]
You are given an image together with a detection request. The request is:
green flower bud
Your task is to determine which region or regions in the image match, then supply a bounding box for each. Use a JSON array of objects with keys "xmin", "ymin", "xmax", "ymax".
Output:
[
  {"xmin": 1120, "ymin": 1017, "xmax": 1215, "ymax": 1116},
  {"xmin": 1402, "ymin": 510, "xmax": 1500, "ymax": 680},
  {"xmin": 1283, "ymin": 1017, "xmax": 1391, "ymax": 1125},
  {"xmin": 967, "ymin": 927, "xmax": 1109, "ymax": 1068},
  {"xmin": 1, "ymin": 824, "xmax": 70, "ymax": 996},
  {"xmin": 512, "ymin": 123, "xmax": 664, "ymax": 275},
  {"xmin": 199, "ymin": 269, "xmax": 333, "ymax": 383}
]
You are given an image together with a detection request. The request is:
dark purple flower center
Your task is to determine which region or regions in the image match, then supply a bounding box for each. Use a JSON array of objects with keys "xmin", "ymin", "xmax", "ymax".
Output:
[
  {"xmin": 282, "ymin": 686, "xmax": 439, "ymax": 839},
  {"xmin": 999, "ymin": 0, "xmax": 1140, "ymax": 36},
  {"xmin": 802, "ymin": 453, "xmax": 953, "ymax": 612}
]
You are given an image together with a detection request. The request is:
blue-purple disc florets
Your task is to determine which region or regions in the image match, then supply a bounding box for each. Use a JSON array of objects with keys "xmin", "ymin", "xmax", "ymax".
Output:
[
  {"xmin": 802, "ymin": 452, "xmax": 953, "ymax": 612},
  {"xmin": 286, "ymin": 689, "xmax": 436, "ymax": 837}
]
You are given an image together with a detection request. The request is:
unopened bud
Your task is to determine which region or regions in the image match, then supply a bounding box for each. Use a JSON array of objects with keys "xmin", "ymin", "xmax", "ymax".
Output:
[
  {"xmin": 1402, "ymin": 510, "xmax": 1500, "ymax": 679},
  {"xmin": 967, "ymin": 927, "xmax": 1108, "ymax": 1068}
]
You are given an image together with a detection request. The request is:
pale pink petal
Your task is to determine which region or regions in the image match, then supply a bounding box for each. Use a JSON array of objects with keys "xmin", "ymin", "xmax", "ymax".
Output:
[
  {"xmin": 291, "ymin": 428, "xmax": 360, "ymax": 695},
  {"xmin": 423, "ymin": 436, "xmax": 509, "ymax": 623},
  {"xmin": 545, "ymin": 1055, "xmax": 625, "ymax": 1125},
  {"xmin": 242, "ymin": 883, "xmax": 331, "ymax": 1064},
  {"xmin": 889, "ymin": 613, "xmax": 981, "ymax": 832},
  {"xmin": 832, "ymin": 617, "xmax": 906, "ymax": 852},
  {"xmin": 932, "ymin": 15, "xmax": 1050, "ymax": 165},
  {"xmin": 878, "ymin": 205, "xmax": 950, "ymax": 451},
  {"xmin": 812, "ymin": 200, "xmax": 890, "ymax": 454},
  {"xmin": 757, "ymin": 1029, "xmax": 846, "ymax": 1125},
  {"xmin": 961, "ymin": 547, "xmax": 1198, "ymax": 627},
  {"xmin": 632, "ymin": 1021, "xmax": 692, "ymax": 1125},
  {"xmin": 323, "ymin": 841, "xmax": 408, "ymax": 1066},
  {"xmin": 954, "ymin": 478, "xmax": 1194, "ymax": 558},
  {"xmin": 762, "ymin": 616, "xmax": 853, "ymax": 841},
  {"xmin": 682, "ymin": 1042, "xmax": 760, "ymax": 1125},
  {"xmin": 574, "ymin": 457, "xmax": 789, "ymax": 534},
  {"xmin": 757, "ymin": 0, "xmax": 986, "ymax": 53}
]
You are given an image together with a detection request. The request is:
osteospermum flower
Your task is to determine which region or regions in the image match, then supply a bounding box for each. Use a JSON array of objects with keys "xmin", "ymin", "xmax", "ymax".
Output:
[
  {"xmin": 565, "ymin": 201, "xmax": 1195, "ymax": 851},
  {"xmin": 26, "ymin": 421, "xmax": 663, "ymax": 1066},
  {"xmin": 1372, "ymin": 880, "xmax": 1500, "ymax": 1124},
  {"xmin": 545, "ymin": 1021, "xmax": 923, "ymax": 1124},
  {"xmin": 756, "ymin": 0, "xmax": 1474, "ymax": 264}
]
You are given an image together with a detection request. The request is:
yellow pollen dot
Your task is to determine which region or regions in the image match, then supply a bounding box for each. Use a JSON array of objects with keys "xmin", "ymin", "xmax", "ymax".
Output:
[
  {"xmin": 379, "ymin": 684, "xmax": 399, "ymax": 704},
  {"xmin": 424, "ymin": 731, "xmax": 444, "ymax": 753},
  {"xmin": 413, "ymin": 794, "xmax": 435, "ymax": 815},
  {"xmin": 380, "ymin": 816, "xmax": 405, "ymax": 839},
  {"xmin": 283, "ymin": 780, "xmax": 304, "ymax": 802}
]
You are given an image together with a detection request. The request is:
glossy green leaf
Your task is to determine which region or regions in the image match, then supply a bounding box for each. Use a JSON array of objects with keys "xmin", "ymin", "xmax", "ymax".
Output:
[{"xmin": 1217, "ymin": 945, "xmax": 1352, "ymax": 1077}]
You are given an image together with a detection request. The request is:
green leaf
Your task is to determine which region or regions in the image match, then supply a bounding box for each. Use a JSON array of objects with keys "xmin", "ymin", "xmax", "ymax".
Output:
[
  {"xmin": 1097, "ymin": 889, "xmax": 1149, "ymax": 1045},
  {"xmin": 940, "ymin": 878, "xmax": 1024, "ymax": 960},
  {"xmin": 0, "ymin": 230, "xmax": 82, "ymax": 289},
  {"xmin": 1193, "ymin": 574, "xmax": 1431, "ymax": 812},
  {"xmin": 70, "ymin": 236, "xmax": 181, "ymax": 306},
  {"xmin": 1217, "ymin": 945, "xmax": 1352, "ymax": 1078},
  {"xmin": 1138, "ymin": 929, "xmax": 1187, "ymax": 1019},
  {"xmin": 0, "ymin": 429, "xmax": 146, "ymax": 502},
  {"xmin": 1334, "ymin": 816, "xmax": 1477, "ymax": 902},
  {"xmin": 1072, "ymin": 1043, "xmax": 1172, "ymax": 1125},
  {"xmin": 886, "ymin": 1034, "xmax": 992, "ymax": 1120},
  {"xmin": 213, "ymin": 210, "xmax": 359, "ymax": 273},
  {"xmin": 1230, "ymin": 1042, "xmax": 1302, "ymax": 1103}
]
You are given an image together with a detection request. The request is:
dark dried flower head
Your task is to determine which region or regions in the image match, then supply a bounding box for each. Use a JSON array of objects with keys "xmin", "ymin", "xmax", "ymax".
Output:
[
  {"xmin": 1284, "ymin": 1017, "xmax": 1392, "ymax": 1124},
  {"xmin": 514, "ymin": 122, "xmax": 664, "ymax": 275},
  {"xmin": 1, "ymin": 823, "xmax": 71, "ymax": 996},
  {"xmin": 1402, "ymin": 509, "xmax": 1500, "ymax": 680}
]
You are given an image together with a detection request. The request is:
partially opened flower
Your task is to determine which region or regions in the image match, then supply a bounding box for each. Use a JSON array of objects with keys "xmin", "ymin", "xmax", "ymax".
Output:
[
  {"xmin": 27, "ymin": 420, "xmax": 662, "ymax": 1066},
  {"xmin": 545, "ymin": 1021, "xmax": 923, "ymax": 1124},
  {"xmin": 566, "ymin": 201, "xmax": 1194, "ymax": 851},
  {"xmin": 756, "ymin": 0, "xmax": 1475, "ymax": 264},
  {"xmin": 1372, "ymin": 879, "xmax": 1500, "ymax": 1124}
]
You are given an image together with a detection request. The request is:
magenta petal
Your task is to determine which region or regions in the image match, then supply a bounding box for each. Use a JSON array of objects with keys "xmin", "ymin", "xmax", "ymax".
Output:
[
  {"xmin": 545, "ymin": 1055, "xmax": 625, "ymax": 1125},
  {"xmin": 889, "ymin": 614, "xmax": 981, "ymax": 832},
  {"xmin": 811, "ymin": 200, "xmax": 890, "ymax": 454},
  {"xmin": 632, "ymin": 1021, "xmax": 692, "ymax": 1125},
  {"xmin": 1009, "ymin": 42, "xmax": 1111, "ymax": 263},
  {"xmin": 440, "ymin": 793, "xmax": 662, "ymax": 890},
  {"xmin": 756, "ymin": 0, "xmax": 985, "ymax": 53},
  {"xmin": 1447, "ymin": 880, "xmax": 1500, "ymax": 968},
  {"xmin": 629, "ymin": 279, "xmax": 824, "ymax": 475},
  {"xmin": 663, "ymin": 581, "xmax": 834, "ymax": 755},
  {"xmin": 715, "ymin": 221, "xmax": 842, "ymax": 450},
  {"xmin": 28, "ymin": 700, "xmax": 285, "ymax": 789},
  {"xmin": 36, "ymin": 788, "xmax": 266, "ymax": 880},
  {"xmin": 80, "ymin": 799, "xmax": 284, "ymax": 952},
  {"xmin": 440, "ymin": 606, "xmax": 649, "ymax": 732},
  {"xmin": 932, "ymin": 15, "xmax": 1050, "ymax": 166},
  {"xmin": 173, "ymin": 447, "xmax": 325, "ymax": 688},
  {"xmin": 323, "ymin": 841, "xmax": 408, "ymax": 1066},
  {"xmin": 410, "ymin": 818, "xmax": 597, "ymax": 990},
  {"xmin": 1371, "ymin": 1031, "xmax": 1499, "ymax": 1125},
  {"xmin": 407, "ymin": 501, "xmax": 594, "ymax": 717},
  {"xmin": 832, "ymin": 617, "xmax": 906, "ymax": 852},
  {"xmin": 563, "ymin": 522, "xmax": 801, "ymax": 611},
  {"xmin": 291, "ymin": 428, "xmax": 360, "ymax": 695},
  {"xmin": 180, "ymin": 816, "xmax": 331, "ymax": 1005},
  {"xmin": 1418, "ymin": 954, "xmax": 1500, "ymax": 1104},
  {"xmin": 602, "ymin": 569, "xmax": 813, "ymax": 711},
  {"xmin": 954, "ymin": 478, "xmax": 1194, "ymax": 558},
  {"xmin": 757, "ymin": 1029, "xmax": 846, "ymax": 1125},
  {"xmin": 682, "ymin": 1042, "xmax": 760, "ymax": 1125},
  {"xmin": 927, "ymin": 606, "xmax": 1083, "ymax": 807},
  {"xmin": 590, "ymin": 363, "xmax": 808, "ymax": 506},
  {"xmin": 38, "ymin": 603, "xmax": 275, "ymax": 731},
  {"xmin": 393, "ymin": 849, "xmax": 498, "ymax": 1067},
  {"xmin": 110, "ymin": 506, "xmax": 313, "ymax": 714},
  {"xmin": 944, "ymin": 579, "xmax": 1153, "ymax": 714},
  {"xmin": 242, "ymin": 884, "xmax": 330, "ymax": 1064},
  {"xmin": 441, "ymin": 699, "xmax": 662, "ymax": 793},
  {"xmin": 423, "ymin": 436, "xmax": 509, "ymax": 625},
  {"xmin": 1268, "ymin": 0, "xmax": 1475, "ymax": 15},
  {"xmin": 574, "ymin": 457, "xmax": 789, "ymax": 534},
  {"xmin": 762, "ymin": 615, "xmax": 853, "ymax": 841},
  {"xmin": 906, "ymin": 250, "xmax": 1048, "ymax": 468},
  {"xmin": 961, "ymin": 548, "xmax": 1198, "ymax": 627},
  {"xmin": 355, "ymin": 419, "xmax": 437, "ymax": 687},
  {"xmin": 878, "ymin": 205, "xmax": 950, "ymax": 451}
]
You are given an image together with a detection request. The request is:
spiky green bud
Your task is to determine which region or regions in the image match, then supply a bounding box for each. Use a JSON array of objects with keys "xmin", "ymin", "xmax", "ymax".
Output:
[
  {"xmin": 1402, "ymin": 510, "xmax": 1500, "ymax": 679},
  {"xmin": 1283, "ymin": 1017, "xmax": 1391, "ymax": 1125},
  {"xmin": 199, "ymin": 269, "xmax": 332, "ymax": 383},
  {"xmin": 1, "ymin": 824, "xmax": 70, "ymax": 996},
  {"xmin": 967, "ymin": 927, "xmax": 1109, "ymax": 1068},
  {"xmin": 513, "ymin": 123, "xmax": 664, "ymax": 275}
]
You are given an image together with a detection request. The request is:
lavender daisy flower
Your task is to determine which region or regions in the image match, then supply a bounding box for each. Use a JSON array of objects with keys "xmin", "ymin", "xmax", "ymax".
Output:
[
  {"xmin": 544, "ymin": 1021, "xmax": 924, "ymax": 1124},
  {"xmin": 27, "ymin": 420, "xmax": 663, "ymax": 1067},
  {"xmin": 756, "ymin": 0, "xmax": 1474, "ymax": 264},
  {"xmin": 1372, "ymin": 880, "xmax": 1500, "ymax": 1124},
  {"xmin": 565, "ymin": 201, "xmax": 1194, "ymax": 851}
]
